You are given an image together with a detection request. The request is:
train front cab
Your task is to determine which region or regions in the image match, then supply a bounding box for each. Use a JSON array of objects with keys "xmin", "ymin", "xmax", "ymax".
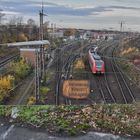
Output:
[
  {"xmin": 88, "ymin": 50, "xmax": 105, "ymax": 74},
  {"xmin": 92, "ymin": 60, "xmax": 105, "ymax": 74}
]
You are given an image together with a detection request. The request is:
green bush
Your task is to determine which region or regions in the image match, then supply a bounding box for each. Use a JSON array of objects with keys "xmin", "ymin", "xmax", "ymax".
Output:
[
  {"xmin": 12, "ymin": 59, "xmax": 32, "ymax": 80},
  {"xmin": 40, "ymin": 86, "xmax": 50, "ymax": 95}
]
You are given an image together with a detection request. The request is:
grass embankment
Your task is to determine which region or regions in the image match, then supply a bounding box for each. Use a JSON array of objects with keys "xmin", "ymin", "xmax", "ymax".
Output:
[{"xmin": 0, "ymin": 104, "xmax": 140, "ymax": 136}]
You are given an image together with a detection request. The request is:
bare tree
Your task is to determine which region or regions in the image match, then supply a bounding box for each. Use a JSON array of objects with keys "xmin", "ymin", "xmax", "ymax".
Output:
[
  {"xmin": 17, "ymin": 16, "xmax": 23, "ymax": 26},
  {"xmin": 27, "ymin": 18, "xmax": 35, "ymax": 26},
  {"xmin": 8, "ymin": 16, "xmax": 24, "ymax": 26},
  {"xmin": 0, "ymin": 9, "xmax": 5, "ymax": 25},
  {"xmin": 8, "ymin": 16, "xmax": 17, "ymax": 25}
]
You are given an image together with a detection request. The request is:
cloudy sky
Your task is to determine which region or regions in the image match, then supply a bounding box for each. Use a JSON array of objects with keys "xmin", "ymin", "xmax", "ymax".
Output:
[{"xmin": 0, "ymin": 0, "xmax": 140, "ymax": 31}]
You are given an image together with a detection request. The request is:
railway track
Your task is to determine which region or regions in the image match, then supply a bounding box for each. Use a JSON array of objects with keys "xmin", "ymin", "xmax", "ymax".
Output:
[
  {"xmin": 55, "ymin": 41, "xmax": 93, "ymax": 105},
  {"xmin": 55, "ymin": 48, "xmax": 62, "ymax": 105},
  {"xmin": 98, "ymin": 41, "xmax": 123, "ymax": 103},
  {"xmin": 55, "ymin": 43, "xmax": 80, "ymax": 105},
  {"xmin": 99, "ymin": 40, "xmax": 136, "ymax": 104},
  {"xmin": 111, "ymin": 46, "xmax": 136, "ymax": 103},
  {"xmin": 0, "ymin": 54, "xmax": 19, "ymax": 68},
  {"xmin": 17, "ymin": 77, "xmax": 35, "ymax": 105},
  {"xmin": 87, "ymin": 41, "xmax": 117, "ymax": 104},
  {"xmin": 101, "ymin": 49, "xmax": 116, "ymax": 103},
  {"xmin": 63, "ymin": 55, "xmax": 78, "ymax": 105},
  {"xmin": 6, "ymin": 75, "xmax": 34, "ymax": 105},
  {"xmin": 55, "ymin": 53, "xmax": 77, "ymax": 105},
  {"xmin": 100, "ymin": 76, "xmax": 116, "ymax": 103}
]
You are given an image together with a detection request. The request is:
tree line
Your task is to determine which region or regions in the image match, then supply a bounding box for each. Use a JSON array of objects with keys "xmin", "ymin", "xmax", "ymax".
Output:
[{"xmin": 0, "ymin": 9, "xmax": 50, "ymax": 43}]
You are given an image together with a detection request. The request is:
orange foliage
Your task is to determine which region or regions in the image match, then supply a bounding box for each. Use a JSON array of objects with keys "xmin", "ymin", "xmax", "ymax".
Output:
[{"xmin": 0, "ymin": 75, "xmax": 15, "ymax": 102}]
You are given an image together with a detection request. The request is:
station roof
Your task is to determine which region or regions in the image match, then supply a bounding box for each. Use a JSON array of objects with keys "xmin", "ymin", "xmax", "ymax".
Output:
[{"xmin": 7, "ymin": 40, "xmax": 50, "ymax": 47}]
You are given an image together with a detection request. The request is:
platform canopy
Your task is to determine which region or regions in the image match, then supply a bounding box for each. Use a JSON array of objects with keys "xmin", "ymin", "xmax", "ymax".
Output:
[{"xmin": 7, "ymin": 40, "xmax": 50, "ymax": 47}]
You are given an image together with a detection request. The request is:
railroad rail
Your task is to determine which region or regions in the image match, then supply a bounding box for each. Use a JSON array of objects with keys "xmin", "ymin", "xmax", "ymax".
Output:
[
  {"xmin": 55, "ymin": 41, "xmax": 97, "ymax": 105},
  {"xmin": 17, "ymin": 77, "xmax": 35, "ymax": 105},
  {"xmin": 91, "ymin": 42, "xmax": 116, "ymax": 104},
  {"xmin": 99, "ymin": 40, "xmax": 136, "ymax": 104},
  {"xmin": 55, "ymin": 48, "xmax": 62, "ymax": 105},
  {"xmin": 111, "ymin": 46, "xmax": 136, "ymax": 103},
  {"xmin": 0, "ymin": 54, "xmax": 19, "ymax": 68},
  {"xmin": 63, "ymin": 55, "xmax": 78, "ymax": 105},
  {"xmin": 55, "ymin": 43, "xmax": 79, "ymax": 105},
  {"xmin": 6, "ymin": 75, "xmax": 34, "ymax": 105}
]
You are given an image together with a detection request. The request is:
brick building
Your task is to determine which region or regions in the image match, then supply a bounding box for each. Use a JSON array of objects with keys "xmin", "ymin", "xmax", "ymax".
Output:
[{"xmin": 20, "ymin": 48, "xmax": 40, "ymax": 66}]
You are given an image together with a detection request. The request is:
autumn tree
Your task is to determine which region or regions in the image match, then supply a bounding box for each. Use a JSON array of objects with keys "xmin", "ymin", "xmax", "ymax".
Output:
[
  {"xmin": 75, "ymin": 30, "xmax": 80, "ymax": 38},
  {"xmin": 27, "ymin": 18, "xmax": 35, "ymax": 26},
  {"xmin": 8, "ymin": 16, "xmax": 23, "ymax": 26},
  {"xmin": 12, "ymin": 59, "xmax": 31, "ymax": 79},
  {"xmin": 8, "ymin": 16, "xmax": 17, "ymax": 25},
  {"xmin": 27, "ymin": 18, "xmax": 37, "ymax": 40},
  {"xmin": 18, "ymin": 33, "xmax": 28, "ymax": 41},
  {"xmin": 64, "ymin": 28, "xmax": 76, "ymax": 37},
  {"xmin": 27, "ymin": 96, "xmax": 36, "ymax": 105},
  {"xmin": 17, "ymin": 16, "xmax": 23, "ymax": 26},
  {"xmin": 0, "ymin": 75, "xmax": 15, "ymax": 103}
]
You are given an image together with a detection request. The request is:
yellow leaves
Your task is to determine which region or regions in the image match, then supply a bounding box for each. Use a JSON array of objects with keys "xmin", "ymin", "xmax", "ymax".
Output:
[
  {"xmin": 12, "ymin": 58, "xmax": 31, "ymax": 79},
  {"xmin": 0, "ymin": 75, "xmax": 15, "ymax": 102},
  {"xmin": 18, "ymin": 33, "xmax": 28, "ymax": 41},
  {"xmin": 44, "ymin": 45, "xmax": 48, "ymax": 49},
  {"xmin": 27, "ymin": 96, "xmax": 36, "ymax": 105},
  {"xmin": 0, "ymin": 75, "xmax": 14, "ymax": 90},
  {"xmin": 74, "ymin": 59, "xmax": 85, "ymax": 69},
  {"xmin": 121, "ymin": 47, "xmax": 139, "ymax": 55},
  {"xmin": 64, "ymin": 28, "xmax": 76, "ymax": 37},
  {"xmin": 40, "ymin": 86, "xmax": 50, "ymax": 95}
]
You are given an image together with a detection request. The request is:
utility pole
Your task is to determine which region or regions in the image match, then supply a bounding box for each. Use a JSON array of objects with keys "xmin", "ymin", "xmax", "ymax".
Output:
[
  {"xmin": 51, "ymin": 23, "xmax": 54, "ymax": 38},
  {"xmin": 39, "ymin": 0, "xmax": 47, "ymax": 78},
  {"xmin": 39, "ymin": 0, "xmax": 44, "ymax": 78},
  {"xmin": 54, "ymin": 23, "xmax": 56, "ymax": 32},
  {"xmin": 35, "ymin": 49, "xmax": 40, "ymax": 104},
  {"xmin": 35, "ymin": 0, "xmax": 47, "ymax": 104},
  {"xmin": 119, "ymin": 21, "xmax": 125, "ymax": 32}
]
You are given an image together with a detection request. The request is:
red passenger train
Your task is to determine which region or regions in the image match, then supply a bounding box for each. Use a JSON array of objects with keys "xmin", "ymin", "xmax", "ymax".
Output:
[{"xmin": 88, "ymin": 48, "xmax": 105, "ymax": 74}]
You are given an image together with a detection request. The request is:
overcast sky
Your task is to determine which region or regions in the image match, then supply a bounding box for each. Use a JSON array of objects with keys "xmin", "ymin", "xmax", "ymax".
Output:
[{"xmin": 0, "ymin": 0, "xmax": 140, "ymax": 31}]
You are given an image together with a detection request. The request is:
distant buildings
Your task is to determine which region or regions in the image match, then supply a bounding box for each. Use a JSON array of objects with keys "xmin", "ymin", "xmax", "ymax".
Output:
[{"xmin": 49, "ymin": 31, "xmax": 64, "ymax": 38}]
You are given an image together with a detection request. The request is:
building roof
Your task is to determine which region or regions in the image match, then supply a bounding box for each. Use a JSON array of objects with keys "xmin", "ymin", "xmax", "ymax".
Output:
[{"xmin": 20, "ymin": 48, "xmax": 40, "ymax": 52}]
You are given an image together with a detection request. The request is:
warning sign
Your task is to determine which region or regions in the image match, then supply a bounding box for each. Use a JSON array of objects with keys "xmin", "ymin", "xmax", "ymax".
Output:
[{"xmin": 63, "ymin": 80, "xmax": 90, "ymax": 99}]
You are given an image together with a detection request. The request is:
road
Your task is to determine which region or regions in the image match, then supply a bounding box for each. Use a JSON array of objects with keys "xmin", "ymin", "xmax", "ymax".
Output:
[{"xmin": 0, "ymin": 118, "xmax": 139, "ymax": 140}]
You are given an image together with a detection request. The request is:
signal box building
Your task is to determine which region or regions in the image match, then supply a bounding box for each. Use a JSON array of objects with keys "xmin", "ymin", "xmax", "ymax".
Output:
[{"xmin": 20, "ymin": 48, "xmax": 40, "ymax": 67}]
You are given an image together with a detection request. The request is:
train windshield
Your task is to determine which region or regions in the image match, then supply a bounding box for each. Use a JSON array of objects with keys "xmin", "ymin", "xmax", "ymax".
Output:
[
  {"xmin": 96, "ymin": 61, "xmax": 103, "ymax": 68},
  {"xmin": 90, "ymin": 48, "xmax": 95, "ymax": 53}
]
